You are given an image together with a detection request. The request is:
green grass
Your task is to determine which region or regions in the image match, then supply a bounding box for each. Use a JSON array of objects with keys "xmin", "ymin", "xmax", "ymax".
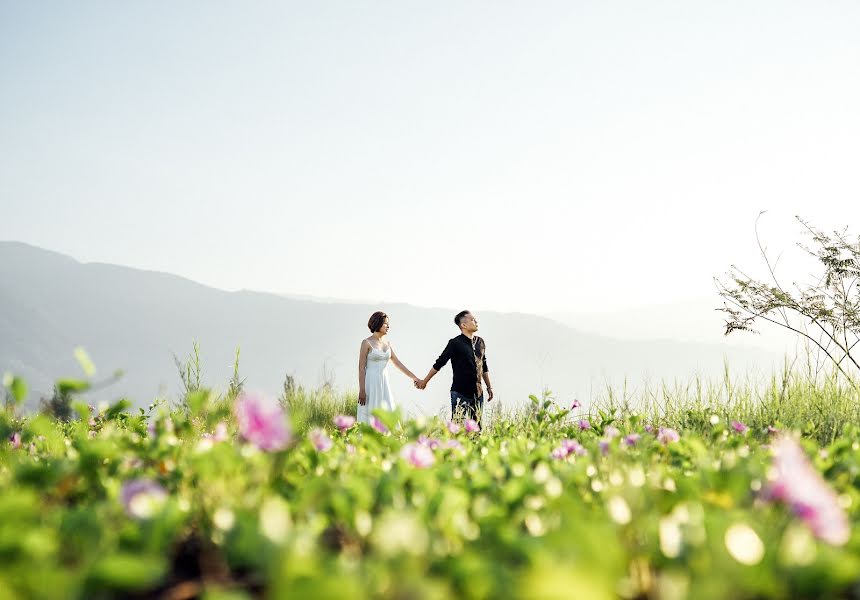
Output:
[
  {"xmin": 282, "ymin": 384, "xmax": 358, "ymax": 433},
  {"xmin": 281, "ymin": 360, "xmax": 860, "ymax": 446},
  {"xmin": 3, "ymin": 360, "xmax": 860, "ymax": 599}
]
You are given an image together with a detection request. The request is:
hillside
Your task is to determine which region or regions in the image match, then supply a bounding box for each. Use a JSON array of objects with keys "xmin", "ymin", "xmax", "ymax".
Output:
[{"xmin": 0, "ymin": 241, "xmax": 781, "ymax": 415}]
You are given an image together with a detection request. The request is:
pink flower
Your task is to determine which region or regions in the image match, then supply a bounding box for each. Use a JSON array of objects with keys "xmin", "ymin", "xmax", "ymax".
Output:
[
  {"xmin": 551, "ymin": 447, "xmax": 568, "ymax": 460},
  {"xmin": 604, "ymin": 426, "xmax": 620, "ymax": 439},
  {"xmin": 464, "ymin": 419, "xmax": 480, "ymax": 433},
  {"xmin": 446, "ymin": 439, "xmax": 464, "ymax": 451},
  {"xmin": 732, "ymin": 421, "xmax": 749, "ymax": 434},
  {"xmin": 346, "ymin": 444, "xmax": 356, "ymax": 454},
  {"xmin": 623, "ymin": 434, "xmax": 640, "ymax": 447},
  {"xmin": 234, "ymin": 393, "xmax": 292, "ymax": 452},
  {"xmin": 599, "ymin": 440, "xmax": 610, "ymax": 456},
  {"xmin": 644, "ymin": 424, "xmax": 654, "ymax": 434},
  {"xmin": 418, "ymin": 434, "xmax": 441, "ymax": 450},
  {"xmin": 571, "ymin": 399, "xmax": 581, "ymax": 409},
  {"xmin": 561, "ymin": 439, "xmax": 587, "ymax": 456},
  {"xmin": 766, "ymin": 437, "xmax": 850, "ymax": 546},
  {"xmin": 333, "ymin": 415, "xmax": 356, "ymax": 432},
  {"xmin": 8, "ymin": 432, "xmax": 21, "ymax": 449},
  {"xmin": 578, "ymin": 419, "xmax": 591, "ymax": 431},
  {"xmin": 447, "ymin": 421, "xmax": 461, "ymax": 435},
  {"xmin": 120, "ymin": 479, "xmax": 168, "ymax": 519},
  {"xmin": 308, "ymin": 428, "xmax": 333, "ymax": 452},
  {"xmin": 202, "ymin": 421, "xmax": 229, "ymax": 443},
  {"xmin": 371, "ymin": 417, "xmax": 389, "ymax": 434},
  {"xmin": 553, "ymin": 439, "xmax": 587, "ymax": 459},
  {"xmin": 147, "ymin": 416, "xmax": 174, "ymax": 440},
  {"xmin": 400, "ymin": 442, "xmax": 436, "ymax": 468},
  {"xmin": 657, "ymin": 427, "xmax": 680, "ymax": 444},
  {"xmin": 212, "ymin": 421, "xmax": 229, "ymax": 442}
]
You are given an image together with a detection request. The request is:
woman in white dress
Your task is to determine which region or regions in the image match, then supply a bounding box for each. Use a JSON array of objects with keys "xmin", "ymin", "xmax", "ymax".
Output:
[{"xmin": 357, "ymin": 311, "xmax": 420, "ymax": 424}]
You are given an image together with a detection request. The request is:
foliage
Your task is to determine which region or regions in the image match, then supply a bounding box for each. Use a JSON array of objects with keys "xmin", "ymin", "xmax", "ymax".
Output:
[
  {"xmin": 717, "ymin": 215, "xmax": 860, "ymax": 383},
  {"xmin": 174, "ymin": 340, "xmax": 203, "ymax": 396},
  {"xmin": 2, "ymin": 367, "xmax": 860, "ymax": 599},
  {"xmin": 280, "ymin": 373, "xmax": 358, "ymax": 434}
]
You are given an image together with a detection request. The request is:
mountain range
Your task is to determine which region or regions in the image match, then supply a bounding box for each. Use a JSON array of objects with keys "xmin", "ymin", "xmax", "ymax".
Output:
[{"xmin": 0, "ymin": 241, "xmax": 785, "ymax": 417}]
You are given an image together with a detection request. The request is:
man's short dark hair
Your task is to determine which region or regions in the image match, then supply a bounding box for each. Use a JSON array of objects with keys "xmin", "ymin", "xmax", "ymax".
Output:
[
  {"xmin": 368, "ymin": 311, "xmax": 388, "ymax": 333},
  {"xmin": 454, "ymin": 310, "xmax": 471, "ymax": 328}
]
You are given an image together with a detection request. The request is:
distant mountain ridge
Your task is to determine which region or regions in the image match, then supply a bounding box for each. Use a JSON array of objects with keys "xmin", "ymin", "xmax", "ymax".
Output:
[{"xmin": 0, "ymin": 241, "xmax": 782, "ymax": 416}]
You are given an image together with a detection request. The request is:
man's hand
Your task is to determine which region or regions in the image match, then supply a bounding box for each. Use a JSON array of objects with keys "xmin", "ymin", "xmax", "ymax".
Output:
[
  {"xmin": 486, "ymin": 389, "xmax": 494, "ymax": 402},
  {"xmin": 359, "ymin": 391, "xmax": 367, "ymax": 405}
]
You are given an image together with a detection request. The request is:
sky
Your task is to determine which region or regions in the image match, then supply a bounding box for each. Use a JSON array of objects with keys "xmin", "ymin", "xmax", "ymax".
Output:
[{"xmin": 2, "ymin": 1, "xmax": 859, "ymax": 315}]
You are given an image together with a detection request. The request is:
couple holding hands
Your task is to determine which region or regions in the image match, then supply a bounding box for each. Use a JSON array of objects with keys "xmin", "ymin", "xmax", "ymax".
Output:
[{"xmin": 357, "ymin": 310, "xmax": 493, "ymax": 427}]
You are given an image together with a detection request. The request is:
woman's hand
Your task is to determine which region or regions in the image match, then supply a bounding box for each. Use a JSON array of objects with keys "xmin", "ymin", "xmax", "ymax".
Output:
[{"xmin": 359, "ymin": 391, "xmax": 367, "ymax": 406}]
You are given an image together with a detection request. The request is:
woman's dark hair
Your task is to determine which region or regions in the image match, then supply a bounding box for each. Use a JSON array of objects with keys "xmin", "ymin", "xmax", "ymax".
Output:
[
  {"xmin": 454, "ymin": 310, "xmax": 471, "ymax": 327},
  {"xmin": 368, "ymin": 311, "xmax": 388, "ymax": 333}
]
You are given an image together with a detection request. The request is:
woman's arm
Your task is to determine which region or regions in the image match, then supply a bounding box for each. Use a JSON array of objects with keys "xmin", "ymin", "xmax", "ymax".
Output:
[
  {"xmin": 389, "ymin": 346, "xmax": 419, "ymax": 382},
  {"xmin": 358, "ymin": 340, "xmax": 370, "ymax": 405}
]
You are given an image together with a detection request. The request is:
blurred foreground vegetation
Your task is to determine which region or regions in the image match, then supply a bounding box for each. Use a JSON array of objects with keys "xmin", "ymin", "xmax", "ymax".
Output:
[{"xmin": 2, "ymin": 358, "xmax": 860, "ymax": 599}]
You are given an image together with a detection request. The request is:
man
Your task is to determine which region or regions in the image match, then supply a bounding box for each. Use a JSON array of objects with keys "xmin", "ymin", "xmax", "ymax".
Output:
[{"xmin": 416, "ymin": 310, "xmax": 494, "ymax": 425}]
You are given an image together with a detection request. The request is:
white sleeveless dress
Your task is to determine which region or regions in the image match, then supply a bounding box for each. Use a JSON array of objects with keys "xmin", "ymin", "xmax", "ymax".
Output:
[{"xmin": 358, "ymin": 344, "xmax": 396, "ymax": 423}]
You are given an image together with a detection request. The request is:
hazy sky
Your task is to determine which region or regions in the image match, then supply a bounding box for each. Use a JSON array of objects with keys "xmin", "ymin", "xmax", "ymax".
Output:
[{"xmin": 2, "ymin": 1, "xmax": 859, "ymax": 314}]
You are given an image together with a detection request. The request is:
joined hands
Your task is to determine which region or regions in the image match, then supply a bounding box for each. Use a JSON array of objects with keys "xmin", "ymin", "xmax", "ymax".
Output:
[{"xmin": 413, "ymin": 378, "xmax": 427, "ymax": 390}]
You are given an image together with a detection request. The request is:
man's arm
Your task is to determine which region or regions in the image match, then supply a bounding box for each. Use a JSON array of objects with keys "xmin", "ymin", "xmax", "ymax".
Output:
[
  {"xmin": 482, "ymin": 341, "xmax": 492, "ymax": 401},
  {"xmin": 417, "ymin": 340, "xmax": 452, "ymax": 389},
  {"xmin": 482, "ymin": 371, "xmax": 493, "ymax": 402},
  {"xmin": 417, "ymin": 368, "xmax": 438, "ymax": 389}
]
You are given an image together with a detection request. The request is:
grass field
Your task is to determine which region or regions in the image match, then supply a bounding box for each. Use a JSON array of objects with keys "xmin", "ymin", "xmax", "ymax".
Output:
[{"xmin": 1, "ymin": 364, "xmax": 859, "ymax": 599}]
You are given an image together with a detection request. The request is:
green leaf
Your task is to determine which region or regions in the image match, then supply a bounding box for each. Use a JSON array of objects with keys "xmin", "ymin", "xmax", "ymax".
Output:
[
  {"xmin": 3, "ymin": 374, "xmax": 28, "ymax": 405},
  {"xmin": 26, "ymin": 414, "xmax": 56, "ymax": 438},
  {"xmin": 72, "ymin": 401, "xmax": 90, "ymax": 420},
  {"xmin": 371, "ymin": 408, "xmax": 401, "ymax": 432},
  {"xmin": 11, "ymin": 378, "xmax": 26, "ymax": 405},
  {"xmin": 88, "ymin": 553, "xmax": 167, "ymax": 591},
  {"xmin": 185, "ymin": 389, "xmax": 210, "ymax": 416},
  {"xmin": 104, "ymin": 399, "xmax": 131, "ymax": 421},
  {"xmin": 56, "ymin": 378, "xmax": 90, "ymax": 395},
  {"xmin": 74, "ymin": 347, "xmax": 96, "ymax": 378},
  {"xmin": 203, "ymin": 588, "xmax": 255, "ymax": 600},
  {"xmin": 23, "ymin": 415, "xmax": 65, "ymax": 454}
]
